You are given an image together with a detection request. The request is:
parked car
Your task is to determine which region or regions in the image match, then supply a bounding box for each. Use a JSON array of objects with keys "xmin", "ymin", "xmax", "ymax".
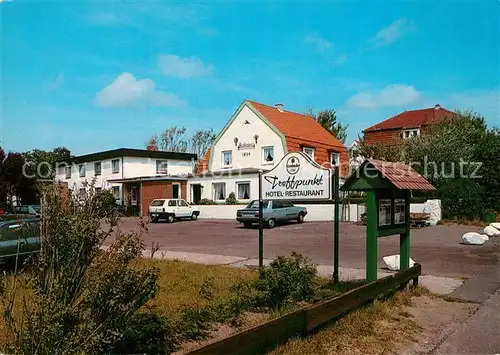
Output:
[
  {"xmin": 149, "ymin": 199, "xmax": 200, "ymax": 223},
  {"xmin": 0, "ymin": 205, "xmax": 41, "ymax": 221},
  {"xmin": 0, "ymin": 218, "xmax": 40, "ymax": 266},
  {"xmin": 236, "ymin": 200, "xmax": 307, "ymax": 229}
]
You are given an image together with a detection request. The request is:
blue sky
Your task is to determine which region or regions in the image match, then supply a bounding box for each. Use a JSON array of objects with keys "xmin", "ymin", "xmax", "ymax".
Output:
[{"xmin": 2, "ymin": 1, "xmax": 499, "ymax": 155}]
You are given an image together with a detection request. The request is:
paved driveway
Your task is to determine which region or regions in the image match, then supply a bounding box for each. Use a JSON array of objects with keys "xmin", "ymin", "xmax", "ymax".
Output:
[{"xmin": 111, "ymin": 218, "xmax": 500, "ymax": 280}]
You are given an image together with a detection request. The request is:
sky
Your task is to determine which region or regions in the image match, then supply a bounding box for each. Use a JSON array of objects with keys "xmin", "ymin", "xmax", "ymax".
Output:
[{"xmin": 1, "ymin": 1, "xmax": 499, "ymax": 155}]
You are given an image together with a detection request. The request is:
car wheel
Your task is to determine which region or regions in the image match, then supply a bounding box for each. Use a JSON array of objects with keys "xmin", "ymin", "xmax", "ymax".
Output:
[
  {"xmin": 151, "ymin": 217, "xmax": 158, "ymax": 223},
  {"xmin": 166, "ymin": 214, "xmax": 175, "ymax": 223},
  {"xmin": 191, "ymin": 213, "xmax": 198, "ymax": 221},
  {"xmin": 267, "ymin": 218, "xmax": 276, "ymax": 229},
  {"xmin": 243, "ymin": 222, "xmax": 252, "ymax": 228},
  {"xmin": 297, "ymin": 212, "xmax": 305, "ymax": 224}
]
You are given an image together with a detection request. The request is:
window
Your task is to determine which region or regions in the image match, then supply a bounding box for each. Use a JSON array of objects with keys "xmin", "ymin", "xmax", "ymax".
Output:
[
  {"xmin": 379, "ymin": 199, "xmax": 392, "ymax": 226},
  {"xmin": 222, "ymin": 151, "xmax": 232, "ymax": 167},
  {"xmin": 282, "ymin": 201, "xmax": 293, "ymax": 208},
  {"xmin": 79, "ymin": 188, "xmax": 86, "ymax": 198},
  {"xmin": 156, "ymin": 160, "xmax": 168, "ymax": 174},
  {"xmin": 95, "ymin": 187, "xmax": 102, "ymax": 194},
  {"xmin": 172, "ymin": 183, "xmax": 180, "ymax": 199},
  {"xmin": 236, "ymin": 182, "xmax": 250, "ymax": 200},
  {"xmin": 247, "ymin": 200, "xmax": 269, "ymax": 209},
  {"xmin": 111, "ymin": 159, "xmax": 120, "ymax": 174},
  {"xmin": 112, "ymin": 186, "xmax": 120, "ymax": 200},
  {"xmin": 179, "ymin": 200, "xmax": 188, "ymax": 207},
  {"xmin": 14, "ymin": 206, "xmax": 28, "ymax": 214},
  {"xmin": 79, "ymin": 164, "xmax": 86, "ymax": 177},
  {"xmin": 262, "ymin": 146, "xmax": 274, "ymax": 164},
  {"xmin": 402, "ymin": 129, "xmax": 420, "ymax": 139},
  {"xmin": 213, "ymin": 182, "xmax": 226, "ymax": 200},
  {"xmin": 94, "ymin": 162, "xmax": 101, "ymax": 176},
  {"xmin": 394, "ymin": 199, "xmax": 406, "ymax": 224},
  {"xmin": 65, "ymin": 166, "xmax": 71, "ymax": 179},
  {"xmin": 303, "ymin": 147, "xmax": 315, "ymax": 159},
  {"xmin": 272, "ymin": 201, "xmax": 282, "ymax": 209},
  {"xmin": 168, "ymin": 200, "xmax": 177, "ymax": 207},
  {"xmin": 150, "ymin": 200, "xmax": 166, "ymax": 206},
  {"xmin": 330, "ymin": 152, "xmax": 340, "ymax": 166}
]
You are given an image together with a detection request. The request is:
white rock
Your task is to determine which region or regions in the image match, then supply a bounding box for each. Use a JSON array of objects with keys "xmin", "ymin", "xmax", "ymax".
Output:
[
  {"xmin": 484, "ymin": 225, "xmax": 500, "ymax": 237},
  {"xmin": 490, "ymin": 222, "xmax": 500, "ymax": 230},
  {"xmin": 462, "ymin": 232, "xmax": 487, "ymax": 245},
  {"xmin": 383, "ymin": 254, "xmax": 416, "ymax": 271},
  {"xmin": 423, "ymin": 199, "xmax": 442, "ymax": 222}
]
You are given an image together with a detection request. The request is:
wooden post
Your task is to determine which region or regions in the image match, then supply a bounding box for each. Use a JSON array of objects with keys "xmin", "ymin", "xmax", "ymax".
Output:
[
  {"xmin": 333, "ymin": 167, "xmax": 340, "ymax": 283},
  {"xmin": 366, "ymin": 191, "xmax": 378, "ymax": 282},
  {"xmin": 400, "ymin": 192, "xmax": 411, "ymax": 270}
]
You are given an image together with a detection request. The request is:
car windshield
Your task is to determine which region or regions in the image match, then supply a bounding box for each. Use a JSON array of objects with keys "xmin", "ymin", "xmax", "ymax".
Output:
[
  {"xmin": 31, "ymin": 205, "xmax": 41, "ymax": 213},
  {"xmin": 246, "ymin": 200, "xmax": 269, "ymax": 209},
  {"xmin": 150, "ymin": 200, "xmax": 166, "ymax": 206}
]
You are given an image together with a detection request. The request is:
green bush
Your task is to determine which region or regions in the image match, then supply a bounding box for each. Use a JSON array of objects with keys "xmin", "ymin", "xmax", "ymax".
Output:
[
  {"xmin": 95, "ymin": 188, "xmax": 119, "ymax": 217},
  {"xmin": 198, "ymin": 198, "xmax": 217, "ymax": 205},
  {"xmin": 253, "ymin": 252, "xmax": 317, "ymax": 309},
  {"xmin": 439, "ymin": 179, "xmax": 485, "ymax": 219},
  {"xmin": 113, "ymin": 311, "xmax": 175, "ymax": 354},
  {"xmin": 225, "ymin": 192, "xmax": 238, "ymax": 205}
]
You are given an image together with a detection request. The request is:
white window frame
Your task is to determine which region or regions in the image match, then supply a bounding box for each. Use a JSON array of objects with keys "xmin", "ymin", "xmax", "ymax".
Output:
[
  {"xmin": 262, "ymin": 146, "xmax": 274, "ymax": 165},
  {"xmin": 212, "ymin": 182, "xmax": 226, "ymax": 201},
  {"xmin": 236, "ymin": 181, "xmax": 251, "ymax": 200},
  {"xmin": 111, "ymin": 159, "xmax": 120, "ymax": 174},
  {"xmin": 303, "ymin": 147, "xmax": 315, "ymax": 159},
  {"xmin": 65, "ymin": 166, "xmax": 71, "ymax": 179},
  {"xmin": 330, "ymin": 152, "xmax": 340, "ymax": 166},
  {"xmin": 156, "ymin": 160, "xmax": 168, "ymax": 174},
  {"xmin": 79, "ymin": 164, "xmax": 86, "ymax": 178},
  {"xmin": 222, "ymin": 151, "xmax": 232, "ymax": 168},
  {"xmin": 94, "ymin": 162, "xmax": 101, "ymax": 176},
  {"xmin": 402, "ymin": 128, "xmax": 420, "ymax": 139},
  {"xmin": 112, "ymin": 186, "xmax": 120, "ymax": 201}
]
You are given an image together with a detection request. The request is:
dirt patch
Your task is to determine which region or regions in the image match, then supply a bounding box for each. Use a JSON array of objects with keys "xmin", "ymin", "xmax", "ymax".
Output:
[
  {"xmin": 398, "ymin": 296, "xmax": 478, "ymax": 354},
  {"xmin": 174, "ymin": 312, "xmax": 269, "ymax": 354}
]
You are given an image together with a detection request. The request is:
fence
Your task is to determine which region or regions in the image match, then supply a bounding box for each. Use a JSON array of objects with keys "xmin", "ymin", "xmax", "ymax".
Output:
[{"xmin": 189, "ymin": 264, "xmax": 421, "ymax": 355}]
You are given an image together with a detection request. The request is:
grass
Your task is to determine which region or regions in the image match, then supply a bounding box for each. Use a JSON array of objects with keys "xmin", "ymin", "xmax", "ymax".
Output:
[{"xmin": 269, "ymin": 287, "xmax": 427, "ymax": 355}]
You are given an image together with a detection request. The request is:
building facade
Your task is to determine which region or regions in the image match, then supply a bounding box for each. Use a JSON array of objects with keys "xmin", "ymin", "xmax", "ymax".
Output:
[
  {"xmin": 55, "ymin": 148, "xmax": 196, "ymax": 215},
  {"xmin": 188, "ymin": 100, "xmax": 348, "ymax": 204},
  {"xmin": 363, "ymin": 104, "xmax": 454, "ymax": 146}
]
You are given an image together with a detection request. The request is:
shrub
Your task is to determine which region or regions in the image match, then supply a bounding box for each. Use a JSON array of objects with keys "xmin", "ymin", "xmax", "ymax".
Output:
[
  {"xmin": 95, "ymin": 188, "xmax": 119, "ymax": 217},
  {"xmin": 112, "ymin": 311, "xmax": 175, "ymax": 355},
  {"xmin": 0, "ymin": 182, "xmax": 159, "ymax": 354},
  {"xmin": 253, "ymin": 252, "xmax": 317, "ymax": 309},
  {"xmin": 439, "ymin": 179, "xmax": 485, "ymax": 219},
  {"xmin": 225, "ymin": 192, "xmax": 239, "ymax": 205},
  {"xmin": 198, "ymin": 198, "xmax": 217, "ymax": 205}
]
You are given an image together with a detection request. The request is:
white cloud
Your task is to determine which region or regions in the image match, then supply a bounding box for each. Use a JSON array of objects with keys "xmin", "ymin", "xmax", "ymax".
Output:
[
  {"xmin": 347, "ymin": 84, "xmax": 421, "ymax": 109},
  {"xmin": 50, "ymin": 72, "xmax": 64, "ymax": 90},
  {"xmin": 369, "ymin": 18, "xmax": 415, "ymax": 48},
  {"xmin": 305, "ymin": 33, "xmax": 332, "ymax": 52},
  {"xmin": 331, "ymin": 54, "xmax": 348, "ymax": 66},
  {"xmin": 158, "ymin": 55, "xmax": 212, "ymax": 78},
  {"xmin": 96, "ymin": 72, "xmax": 184, "ymax": 108},
  {"xmin": 438, "ymin": 89, "xmax": 500, "ymax": 122}
]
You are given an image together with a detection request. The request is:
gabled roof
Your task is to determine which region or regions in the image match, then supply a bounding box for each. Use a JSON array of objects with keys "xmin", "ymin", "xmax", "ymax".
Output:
[
  {"xmin": 342, "ymin": 159, "xmax": 436, "ymax": 191},
  {"xmin": 364, "ymin": 105, "xmax": 455, "ymax": 132},
  {"xmin": 247, "ymin": 101, "xmax": 346, "ymax": 150}
]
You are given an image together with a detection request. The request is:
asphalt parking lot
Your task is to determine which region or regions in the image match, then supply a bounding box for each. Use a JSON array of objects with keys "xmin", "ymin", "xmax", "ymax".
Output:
[{"xmin": 111, "ymin": 218, "xmax": 500, "ymax": 281}]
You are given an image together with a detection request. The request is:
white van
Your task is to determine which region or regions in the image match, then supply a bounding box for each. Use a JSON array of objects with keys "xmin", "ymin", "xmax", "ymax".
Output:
[{"xmin": 148, "ymin": 199, "xmax": 200, "ymax": 223}]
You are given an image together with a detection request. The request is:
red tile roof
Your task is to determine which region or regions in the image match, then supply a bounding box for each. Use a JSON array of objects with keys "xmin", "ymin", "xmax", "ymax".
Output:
[
  {"xmin": 369, "ymin": 159, "xmax": 436, "ymax": 191},
  {"xmin": 364, "ymin": 105, "xmax": 455, "ymax": 132},
  {"xmin": 248, "ymin": 101, "xmax": 346, "ymax": 150}
]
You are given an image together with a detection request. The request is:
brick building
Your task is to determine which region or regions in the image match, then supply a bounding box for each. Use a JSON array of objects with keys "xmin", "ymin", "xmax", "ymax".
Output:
[{"xmin": 363, "ymin": 104, "xmax": 455, "ymax": 146}]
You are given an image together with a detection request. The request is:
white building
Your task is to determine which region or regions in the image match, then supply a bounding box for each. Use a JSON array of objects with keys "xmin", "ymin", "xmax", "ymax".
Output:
[
  {"xmin": 55, "ymin": 148, "xmax": 196, "ymax": 215},
  {"xmin": 188, "ymin": 100, "xmax": 349, "ymax": 204}
]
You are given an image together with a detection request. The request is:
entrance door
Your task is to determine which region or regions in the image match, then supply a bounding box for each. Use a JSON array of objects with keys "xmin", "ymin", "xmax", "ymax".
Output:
[
  {"xmin": 192, "ymin": 185, "xmax": 202, "ymax": 204},
  {"xmin": 172, "ymin": 183, "xmax": 180, "ymax": 199}
]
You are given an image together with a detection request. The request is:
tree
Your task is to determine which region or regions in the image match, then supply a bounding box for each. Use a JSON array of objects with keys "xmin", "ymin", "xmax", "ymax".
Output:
[
  {"xmin": 190, "ymin": 129, "xmax": 216, "ymax": 159},
  {"xmin": 0, "ymin": 149, "xmax": 38, "ymax": 207},
  {"xmin": 159, "ymin": 127, "xmax": 188, "ymax": 152},
  {"xmin": 23, "ymin": 147, "xmax": 72, "ymax": 179},
  {"xmin": 307, "ymin": 109, "xmax": 349, "ymax": 144}
]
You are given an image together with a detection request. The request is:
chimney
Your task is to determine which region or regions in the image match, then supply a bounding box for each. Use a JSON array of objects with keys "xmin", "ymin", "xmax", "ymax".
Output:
[
  {"xmin": 434, "ymin": 104, "xmax": 441, "ymax": 110},
  {"xmin": 147, "ymin": 144, "xmax": 157, "ymax": 151},
  {"xmin": 275, "ymin": 103, "xmax": 284, "ymax": 112}
]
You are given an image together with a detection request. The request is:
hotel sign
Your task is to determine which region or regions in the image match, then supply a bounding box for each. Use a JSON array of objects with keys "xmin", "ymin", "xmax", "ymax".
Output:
[{"xmin": 262, "ymin": 152, "xmax": 330, "ymax": 200}]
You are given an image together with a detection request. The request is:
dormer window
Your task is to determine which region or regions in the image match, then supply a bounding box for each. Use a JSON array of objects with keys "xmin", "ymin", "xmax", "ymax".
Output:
[
  {"xmin": 262, "ymin": 146, "xmax": 274, "ymax": 164},
  {"xmin": 303, "ymin": 147, "xmax": 315, "ymax": 159},
  {"xmin": 330, "ymin": 152, "xmax": 340, "ymax": 166}
]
